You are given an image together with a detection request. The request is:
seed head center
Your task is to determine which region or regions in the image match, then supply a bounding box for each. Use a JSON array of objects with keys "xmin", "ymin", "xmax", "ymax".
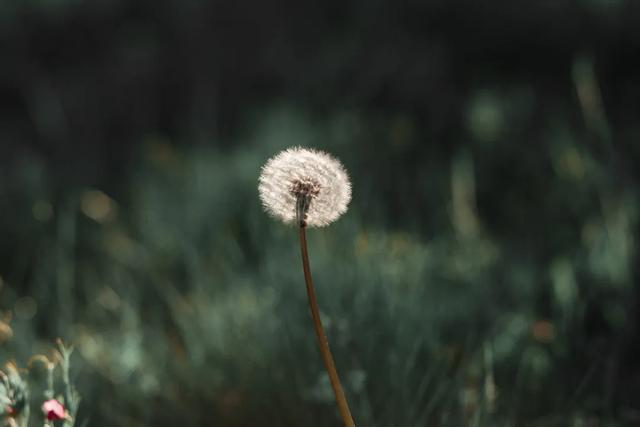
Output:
[
  {"xmin": 292, "ymin": 178, "xmax": 321, "ymax": 227},
  {"xmin": 291, "ymin": 178, "xmax": 321, "ymax": 199}
]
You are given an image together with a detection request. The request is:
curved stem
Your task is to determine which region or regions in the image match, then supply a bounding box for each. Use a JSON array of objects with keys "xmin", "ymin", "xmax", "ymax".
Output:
[{"xmin": 298, "ymin": 225, "xmax": 356, "ymax": 427}]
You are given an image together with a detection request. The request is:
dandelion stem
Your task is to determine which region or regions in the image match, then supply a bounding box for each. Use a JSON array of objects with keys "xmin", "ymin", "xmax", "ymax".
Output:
[{"xmin": 298, "ymin": 225, "xmax": 355, "ymax": 427}]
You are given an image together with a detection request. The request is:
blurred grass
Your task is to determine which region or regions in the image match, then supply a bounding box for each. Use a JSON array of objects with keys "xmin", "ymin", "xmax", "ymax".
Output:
[
  {"xmin": 0, "ymin": 105, "xmax": 638, "ymax": 426},
  {"xmin": 1, "ymin": 2, "xmax": 640, "ymax": 424}
]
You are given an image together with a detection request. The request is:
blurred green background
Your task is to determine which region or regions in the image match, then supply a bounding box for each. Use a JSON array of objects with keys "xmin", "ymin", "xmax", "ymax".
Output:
[{"xmin": 1, "ymin": 1, "xmax": 639, "ymax": 426}]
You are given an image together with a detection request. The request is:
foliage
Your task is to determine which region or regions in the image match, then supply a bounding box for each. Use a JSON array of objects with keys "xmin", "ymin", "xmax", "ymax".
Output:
[{"xmin": 1, "ymin": 1, "xmax": 640, "ymax": 426}]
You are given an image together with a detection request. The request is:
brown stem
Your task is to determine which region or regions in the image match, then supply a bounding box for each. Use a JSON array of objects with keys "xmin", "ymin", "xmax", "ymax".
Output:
[{"xmin": 298, "ymin": 225, "xmax": 356, "ymax": 427}]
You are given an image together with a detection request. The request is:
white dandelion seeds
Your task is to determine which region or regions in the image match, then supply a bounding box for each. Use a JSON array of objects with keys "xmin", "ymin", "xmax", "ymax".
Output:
[{"xmin": 258, "ymin": 147, "xmax": 351, "ymax": 227}]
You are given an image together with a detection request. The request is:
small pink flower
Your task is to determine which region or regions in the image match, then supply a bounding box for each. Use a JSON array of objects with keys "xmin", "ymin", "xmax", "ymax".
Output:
[{"xmin": 42, "ymin": 399, "xmax": 65, "ymax": 421}]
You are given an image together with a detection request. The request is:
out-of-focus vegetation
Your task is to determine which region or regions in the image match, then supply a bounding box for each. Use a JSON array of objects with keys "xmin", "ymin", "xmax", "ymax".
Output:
[{"xmin": 1, "ymin": 1, "xmax": 640, "ymax": 426}]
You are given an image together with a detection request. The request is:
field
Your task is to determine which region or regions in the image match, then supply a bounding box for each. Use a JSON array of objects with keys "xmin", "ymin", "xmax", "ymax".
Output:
[{"xmin": 1, "ymin": 2, "xmax": 639, "ymax": 426}]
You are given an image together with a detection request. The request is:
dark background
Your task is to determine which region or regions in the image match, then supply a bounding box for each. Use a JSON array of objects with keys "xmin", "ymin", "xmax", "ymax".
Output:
[{"xmin": 1, "ymin": 1, "xmax": 639, "ymax": 426}]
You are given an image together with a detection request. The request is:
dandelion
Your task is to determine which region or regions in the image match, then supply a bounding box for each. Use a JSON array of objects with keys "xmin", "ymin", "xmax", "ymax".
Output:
[
  {"xmin": 258, "ymin": 147, "xmax": 351, "ymax": 227},
  {"xmin": 259, "ymin": 147, "xmax": 355, "ymax": 427}
]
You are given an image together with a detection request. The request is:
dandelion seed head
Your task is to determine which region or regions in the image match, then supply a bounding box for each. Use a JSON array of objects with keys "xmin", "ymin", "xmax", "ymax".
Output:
[{"xmin": 258, "ymin": 147, "xmax": 351, "ymax": 227}]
